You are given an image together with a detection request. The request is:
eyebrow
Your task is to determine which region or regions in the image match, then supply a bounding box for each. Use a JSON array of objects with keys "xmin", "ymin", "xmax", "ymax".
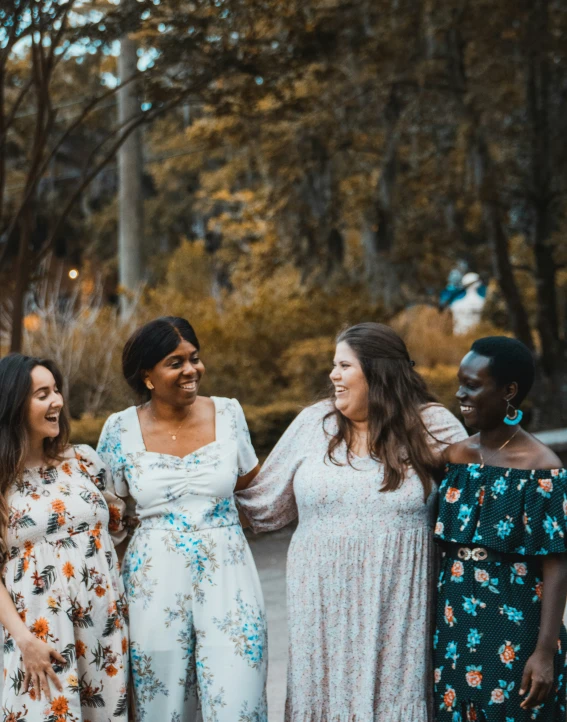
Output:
[
  {"xmin": 165, "ymin": 351, "xmax": 199, "ymax": 361},
  {"xmin": 33, "ymin": 386, "xmax": 53, "ymax": 395}
]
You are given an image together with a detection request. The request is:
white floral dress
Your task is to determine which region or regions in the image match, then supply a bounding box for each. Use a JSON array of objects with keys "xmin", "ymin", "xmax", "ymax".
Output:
[
  {"xmin": 1, "ymin": 445, "xmax": 129, "ymax": 722},
  {"xmin": 236, "ymin": 401, "xmax": 467, "ymax": 722},
  {"xmin": 97, "ymin": 397, "xmax": 268, "ymax": 722}
]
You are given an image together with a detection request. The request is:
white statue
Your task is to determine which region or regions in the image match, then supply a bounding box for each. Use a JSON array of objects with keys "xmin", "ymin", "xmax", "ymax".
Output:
[{"xmin": 450, "ymin": 272, "xmax": 486, "ymax": 335}]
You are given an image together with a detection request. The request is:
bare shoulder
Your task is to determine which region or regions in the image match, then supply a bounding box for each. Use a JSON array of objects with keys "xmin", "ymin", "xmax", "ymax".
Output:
[
  {"xmin": 195, "ymin": 395, "xmax": 215, "ymax": 414},
  {"xmin": 445, "ymin": 435, "xmax": 479, "ymax": 465},
  {"xmin": 520, "ymin": 433, "xmax": 563, "ymax": 470}
]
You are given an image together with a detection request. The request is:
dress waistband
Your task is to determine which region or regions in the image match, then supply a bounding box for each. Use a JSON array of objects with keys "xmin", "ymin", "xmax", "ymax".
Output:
[{"xmin": 439, "ymin": 541, "xmax": 538, "ymax": 565}]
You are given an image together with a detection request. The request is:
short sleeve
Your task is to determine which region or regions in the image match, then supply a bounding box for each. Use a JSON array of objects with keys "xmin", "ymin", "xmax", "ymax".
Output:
[
  {"xmin": 236, "ymin": 403, "xmax": 323, "ymax": 533},
  {"xmin": 96, "ymin": 414, "xmax": 137, "ymax": 536},
  {"xmin": 74, "ymin": 444, "xmax": 128, "ymax": 546},
  {"xmin": 96, "ymin": 413, "xmax": 130, "ymax": 497},
  {"xmin": 231, "ymin": 399, "xmax": 259, "ymax": 477},
  {"xmin": 421, "ymin": 403, "xmax": 468, "ymax": 454}
]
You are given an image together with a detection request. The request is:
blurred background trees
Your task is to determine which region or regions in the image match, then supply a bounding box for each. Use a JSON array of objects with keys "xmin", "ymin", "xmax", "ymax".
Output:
[{"xmin": 1, "ymin": 0, "xmax": 566, "ymax": 449}]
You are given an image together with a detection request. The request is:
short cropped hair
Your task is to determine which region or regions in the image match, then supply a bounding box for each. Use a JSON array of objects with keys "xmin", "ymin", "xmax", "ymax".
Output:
[
  {"xmin": 122, "ymin": 317, "xmax": 200, "ymax": 399},
  {"xmin": 470, "ymin": 336, "xmax": 535, "ymax": 405}
]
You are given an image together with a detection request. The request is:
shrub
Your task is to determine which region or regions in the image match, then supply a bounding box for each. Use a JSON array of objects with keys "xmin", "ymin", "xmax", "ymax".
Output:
[
  {"xmin": 70, "ymin": 416, "xmax": 106, "ymax": 448},
  {"xmin": 243, "ymin": 401, "xmax": 304, "ymax": 459}
]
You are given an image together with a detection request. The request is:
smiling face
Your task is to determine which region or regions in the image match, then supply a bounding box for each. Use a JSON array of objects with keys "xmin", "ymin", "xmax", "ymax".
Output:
[
  {"xmin": 26, "ymin": 365, "xmax": 64, "ymax": 443},
  {"xmin": 330, "ymin": 341, "xmax": 369, "ymax": 422},
  {"xmin": 456, "ymin": 351, "xmax": 517, "ymax": 430},
  {"xmin": 144, "ymin": 339, "xmax": 205, "ymax": 408}
]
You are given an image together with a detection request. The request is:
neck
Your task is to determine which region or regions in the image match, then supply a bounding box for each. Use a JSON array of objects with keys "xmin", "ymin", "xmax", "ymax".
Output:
[
  {"xmin": 148, "ymin": 397, "xmax": 193, "ymax": 421},
  {"xmin": 349, "ymin": 418, "xmax": 368, "ymax": 434},
  {"xmin": 24, "ymin": 436, "xmax": 47, "ymax": 469},
  {"xmin": 479, "ymin": 424, "xmax": 520, "ymax": 449}
]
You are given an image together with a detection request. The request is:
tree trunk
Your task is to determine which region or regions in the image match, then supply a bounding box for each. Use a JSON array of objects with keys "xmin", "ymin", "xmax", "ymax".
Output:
[
  {"xmin": 526, "ymin": 0, "xmax": 563, "ymax": 380},
  {"xmin": 445, "ymin": 10, "xmax": 533, "ymax": 350},
  {"xmin": 118, "ymin": 31, "xmax": 144, "ymax": 315},
  {"xmin": 10, "ymin": 215, "xmax": 31, "ymax": 354}
]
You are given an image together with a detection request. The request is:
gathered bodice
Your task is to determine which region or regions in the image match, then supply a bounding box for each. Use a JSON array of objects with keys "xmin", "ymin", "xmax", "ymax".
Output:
[
  {"xmin": 96, "ymin": 397, "xmax": 258, "ymax": 533},
  {"xmin": 291, "ymin": 445, "xmax": 437, "ymax": 537}
]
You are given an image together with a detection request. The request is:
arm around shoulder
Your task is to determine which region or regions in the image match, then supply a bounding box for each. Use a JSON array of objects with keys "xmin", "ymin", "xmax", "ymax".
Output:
[{"xmin": 235, "ymin": 403, "xmax": 324, "ymax": 533}]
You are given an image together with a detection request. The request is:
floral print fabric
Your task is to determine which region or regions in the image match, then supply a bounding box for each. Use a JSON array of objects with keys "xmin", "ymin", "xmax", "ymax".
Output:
[
  {"xmin": 97, "ymin": 397, "xmax": 268, "ymax": 722},
  {"xmin": 434, "ymin": 463, "xmax": 567, "ymax": 721},
  {"xmin": 236, "ymin": 401, "xmax": 467, "ymax": 722},
  {"xmin": 1, "ymin": 445, "xmax": 129, "ymax": 722},
  {"xmin": 436, "ymin": 464, "xmax": 567, "ymax": 555}
]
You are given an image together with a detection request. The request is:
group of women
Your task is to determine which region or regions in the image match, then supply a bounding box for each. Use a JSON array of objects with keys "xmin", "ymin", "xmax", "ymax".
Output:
[{"xmin": 0, "ymin": 316, "xmax": 565, "ymax": 722}]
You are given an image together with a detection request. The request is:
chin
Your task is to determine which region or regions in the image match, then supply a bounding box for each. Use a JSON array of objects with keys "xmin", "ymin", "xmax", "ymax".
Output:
[{"xmin": 461, "ymin": 415, "xmax": 479, "ymax": 431}]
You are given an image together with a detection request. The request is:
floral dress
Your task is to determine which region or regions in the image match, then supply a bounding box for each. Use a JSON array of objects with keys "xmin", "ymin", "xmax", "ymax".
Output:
[
  {"xmin": 434, "ymin": 463, "xmax": 567, "ymax": 722},
  {"xmin": 1, "ymin": 445, "xmax": 129, "ymax": 722},
  {"xmin": 96, "ymin": 397, "xmax": 267, "ymax": 722},
  {"xmin": 236, "ymin": 401, "xmax": 467, "ymax": 722}
]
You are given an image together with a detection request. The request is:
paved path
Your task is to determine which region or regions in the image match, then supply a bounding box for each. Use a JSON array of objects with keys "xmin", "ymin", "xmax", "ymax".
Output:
[{"xmin": 247, "ymin": 525, "xmax": 293, "ymax": 721}]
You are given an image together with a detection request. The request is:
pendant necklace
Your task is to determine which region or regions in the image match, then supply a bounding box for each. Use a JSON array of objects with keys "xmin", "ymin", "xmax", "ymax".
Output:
[
  {"xmin": 148, "ymin": 404, "xmax": 192, "ymax": 441},
  {"xmin": 478, "ymin": 428, "xmax": 520, "ymax": 469}
]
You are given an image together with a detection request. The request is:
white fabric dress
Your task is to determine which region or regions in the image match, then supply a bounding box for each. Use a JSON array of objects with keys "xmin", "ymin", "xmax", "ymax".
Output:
[
  {"xmin": 236, "ymin": 401, "xmax": 467, "ymax": 722},
  {"xmin": 97, "ymin": 397, "xmax": 268, "ymax": 722}
]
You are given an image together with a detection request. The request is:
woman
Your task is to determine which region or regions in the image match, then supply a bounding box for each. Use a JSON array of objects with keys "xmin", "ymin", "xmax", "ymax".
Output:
[
  {"xmin": 236, "ymin": 322, "xmax": 467, "ymax": 721},
  {"xmin": 0, "ymin": 353, "xmax": 128, "ymax": 721},
  {"xmin": 97, "ymin": 316, "xmax": 267, "ymax": 722},
  {"xmin": 434, "ymin": 336, "xmax": 567, "ymax": 722}
]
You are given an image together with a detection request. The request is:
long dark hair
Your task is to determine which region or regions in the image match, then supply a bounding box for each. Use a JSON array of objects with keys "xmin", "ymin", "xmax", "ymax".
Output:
[
  {"xmin": 0, "ymin": 354, "xmax": 70, "ymax": 562},
  {"xmin": 325, "ymin": 322, "xmax": 441, "ymax": 496},
  {"xmin": 122, "ymin": 316, "xmax": 200, "ymax": 400}
]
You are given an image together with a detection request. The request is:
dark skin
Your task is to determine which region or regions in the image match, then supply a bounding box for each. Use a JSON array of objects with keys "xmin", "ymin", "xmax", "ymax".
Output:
[
  {"xmin": 442, "ymin": 351, "xmax": 567, "ymax": 711},
  {"xmin": 138, "ymin": 339, "xmax": 259, "ymax": 492}
]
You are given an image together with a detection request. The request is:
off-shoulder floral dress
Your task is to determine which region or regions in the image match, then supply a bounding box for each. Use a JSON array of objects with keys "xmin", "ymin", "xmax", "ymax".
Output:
[
  {"xmin": 97, "ymin": 397, "xmax": 267, "ymax": 722},
  {"xmin": 236, "ymin": 401, "xmax": 467, "ymax": 722},
  {"xmin": 434, "ymin": 463, "xmax": 567, "ymax": 722},
  {"xmin": 1, "ymin": 444, "xmax": 129, "ymax": 722}
]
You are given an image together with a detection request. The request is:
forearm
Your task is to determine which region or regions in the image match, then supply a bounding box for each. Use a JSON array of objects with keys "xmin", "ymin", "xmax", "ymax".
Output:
[
  {"xmin": 234, "ymin": 464, "xmax": 261, "ymax": 493},
  {"xmin": 0, "ymin": 579, "xmax": 34, "ymax": 646},
  {"xmin": 536, "ymin": 554, "xmax": 567, "ymax": 653}
]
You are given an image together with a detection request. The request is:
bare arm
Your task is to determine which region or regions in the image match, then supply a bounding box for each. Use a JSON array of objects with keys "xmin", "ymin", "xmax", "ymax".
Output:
[
  {"xmin": 234, "ymin": 463, "xmax": 260, "ymax": 493},
  {"xmin": 0, "ymin": 577, "xmax": 65, "ymax": 700},
  {"xmin": 234, "ymin": 464, "xmax": 260, "ymax": 529},
  {"xmin": 520, "ymin": 554, "xmax": 567, "ymax": 709}
]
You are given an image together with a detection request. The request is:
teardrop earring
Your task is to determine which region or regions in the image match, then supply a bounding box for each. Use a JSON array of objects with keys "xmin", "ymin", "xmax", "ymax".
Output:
[
  {"xmin": 146, "ymin": 381, "xmax": 154, "ymax": 391},
  {"xmin": 504, "ymin": 401, "xmax": 523, "ymax": 426}
]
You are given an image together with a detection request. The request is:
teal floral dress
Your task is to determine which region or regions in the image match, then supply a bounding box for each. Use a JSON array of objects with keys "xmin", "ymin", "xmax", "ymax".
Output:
[{"xmin": 434, "ymin": 463, "xmax": 567, "ymax": 722}]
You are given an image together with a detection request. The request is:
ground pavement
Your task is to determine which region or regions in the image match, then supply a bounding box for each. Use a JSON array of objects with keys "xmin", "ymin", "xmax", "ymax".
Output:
[{"xmin": 247, "ymin": 524, "xmax": 294, "ymax": 721}]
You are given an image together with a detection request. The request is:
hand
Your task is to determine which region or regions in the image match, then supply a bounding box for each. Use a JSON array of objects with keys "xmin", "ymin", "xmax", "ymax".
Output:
[
  {"xmin": 19, "ymin": 633, "xmax": 66, "ymax": 701},
  {"xmin": 520, "ymin": 649, "xmax": 555, "ymax": 710}
]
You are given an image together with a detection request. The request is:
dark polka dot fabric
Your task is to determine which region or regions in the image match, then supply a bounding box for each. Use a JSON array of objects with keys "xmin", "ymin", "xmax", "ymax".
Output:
[{"xmin": 433, "ymin": 463, "xmax": 567, "ymax": 722}]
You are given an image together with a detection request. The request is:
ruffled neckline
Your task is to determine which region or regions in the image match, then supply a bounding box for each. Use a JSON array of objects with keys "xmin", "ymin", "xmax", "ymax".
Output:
[
  {"xmin": 447, "ymin": 461, "xmax": 566, "ymax": 476},
  {"xmin": 435, "ymin": 463, "xmax": 567, "ymax": 556}
]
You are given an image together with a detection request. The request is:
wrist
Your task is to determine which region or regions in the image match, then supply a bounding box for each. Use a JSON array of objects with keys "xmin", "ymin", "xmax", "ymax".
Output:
[
  {"xmin": 534, "ymin": 642, "xmax": 557, "ymax": 657},
  {"xmin": 13, "ymin": 627, "xmax": 34, "ymax": 648}
]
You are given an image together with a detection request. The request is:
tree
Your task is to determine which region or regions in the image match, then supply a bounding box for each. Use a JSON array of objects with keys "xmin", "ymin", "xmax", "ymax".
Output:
[{"xmin": 0, "ymin": 0, "xmax": 205, "ymax": 350}]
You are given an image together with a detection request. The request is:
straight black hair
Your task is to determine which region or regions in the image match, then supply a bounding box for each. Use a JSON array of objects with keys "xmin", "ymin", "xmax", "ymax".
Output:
[{"xmin": 122, "ymin": 317, "xmax": 200, "ymax": 400}]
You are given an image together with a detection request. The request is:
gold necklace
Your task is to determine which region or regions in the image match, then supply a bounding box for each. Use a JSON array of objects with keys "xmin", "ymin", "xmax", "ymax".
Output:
[
  {"xmin": 478, "ymin": 428, "xmax": 520, "ymax": 468},
  {"xmin": 148, "ymin": 404, "xmax": 192, "ymax": 441}
]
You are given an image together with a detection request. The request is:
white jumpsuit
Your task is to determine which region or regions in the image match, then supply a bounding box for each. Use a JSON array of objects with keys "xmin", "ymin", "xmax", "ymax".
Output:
[{"xmin": 97, "ymin": 397, "xmax": 268, "ymax": 722}]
